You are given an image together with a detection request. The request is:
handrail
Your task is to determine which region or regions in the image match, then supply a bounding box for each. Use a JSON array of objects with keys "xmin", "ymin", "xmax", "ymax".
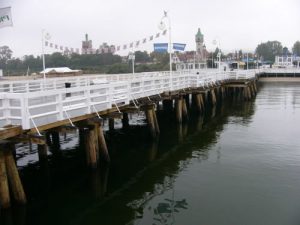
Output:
[{"xmin": 0, "ymin": 69, "xmax": 261, "ymax": 130}]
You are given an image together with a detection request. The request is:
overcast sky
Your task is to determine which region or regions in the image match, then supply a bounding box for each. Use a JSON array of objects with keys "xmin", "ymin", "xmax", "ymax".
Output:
[{"xmin": 1, "ymin": 0, "xmax": 300, "ymax": 58}]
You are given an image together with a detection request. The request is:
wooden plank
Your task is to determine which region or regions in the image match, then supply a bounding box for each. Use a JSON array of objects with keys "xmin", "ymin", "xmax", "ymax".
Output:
[{"xmin": 0, "ymin": 126, "xmax": 23, "ymax": 141}]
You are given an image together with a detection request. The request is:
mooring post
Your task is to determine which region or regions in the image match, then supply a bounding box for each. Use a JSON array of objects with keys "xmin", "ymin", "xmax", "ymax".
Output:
[
  {"xmin": 4, "ymin": 148, "xmax": 27, "ymax": 205},
  {"xmin": 84, "ymin": 127, "xmax": 98, "ymax": 169},
  {"xmin": 175, "ymin": 98, "xmax": 183, "ymax": 123},
  {"xmin": 0, "ymin": 150, "xmax": 10, "ymax": 208}
]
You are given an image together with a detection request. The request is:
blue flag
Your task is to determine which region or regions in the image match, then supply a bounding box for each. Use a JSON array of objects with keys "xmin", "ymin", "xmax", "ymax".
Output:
[
  {"xmin": 154, "ymin": 43, "xmax": 168, "ymax": 53},
  {"xmin": 173, "ymin": 43, "xmax": 186, "ymax": 51}
]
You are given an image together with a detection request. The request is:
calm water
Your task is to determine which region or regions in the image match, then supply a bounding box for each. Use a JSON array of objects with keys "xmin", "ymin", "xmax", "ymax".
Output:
[{"xmin": 1, "ymin": 82, "xmax": 300, "ymax": 225}]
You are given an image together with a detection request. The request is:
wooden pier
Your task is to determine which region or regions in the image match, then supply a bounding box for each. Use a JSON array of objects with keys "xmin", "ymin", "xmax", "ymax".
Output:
[{"xmin": 0, "ymin": 67, "xmax": 274, "ymax": 209}]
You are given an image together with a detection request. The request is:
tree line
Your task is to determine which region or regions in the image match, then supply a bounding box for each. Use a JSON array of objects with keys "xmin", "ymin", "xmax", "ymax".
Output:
[{"xmin": 1, "ymin": 40, "xmax": 300, "ymax": 75}]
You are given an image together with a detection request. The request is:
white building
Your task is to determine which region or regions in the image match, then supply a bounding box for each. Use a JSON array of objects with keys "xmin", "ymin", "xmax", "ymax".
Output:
[
  {"xmin": 275, "ymin": 55, "xmax": 300, "ymax": 67},
  {"xmin": 0, "ymin": 69, "xmax": 3, "ymax": 77}
]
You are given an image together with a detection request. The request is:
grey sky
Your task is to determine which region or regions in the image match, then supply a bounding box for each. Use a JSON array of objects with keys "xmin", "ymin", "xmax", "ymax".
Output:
[{"xmin": 1, "ymin": 0, "xmax": 300, "ymax": 58}]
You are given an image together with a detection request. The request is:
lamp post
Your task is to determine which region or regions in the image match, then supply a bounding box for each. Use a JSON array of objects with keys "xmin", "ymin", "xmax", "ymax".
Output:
[
  {"xmin": 129, "ymin": 52, "xmax": 135, "ymax": 75},
  {"xmin": 42, "ymin": 29, "xmax": 46, "ymax": 82},
  {"xmin": 42, "ymin": 30, "xmax": 51, "ymax": 82},
  {"xmin": 159, "ymin": 11, "xmax": 172, "ymax": 90}
]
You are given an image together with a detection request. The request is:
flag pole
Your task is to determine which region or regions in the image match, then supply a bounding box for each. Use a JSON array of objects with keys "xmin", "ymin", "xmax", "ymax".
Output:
[
  {"xmin": 42, "ymin": 29, "xmax": 46, "ymax": 83},
  {"xmin": 167, "ymin": 12, "xmax": 172, "ymax": 91}
]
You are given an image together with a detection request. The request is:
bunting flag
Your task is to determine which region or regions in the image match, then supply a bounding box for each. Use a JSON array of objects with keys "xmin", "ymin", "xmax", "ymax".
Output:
[
  {"xmin": 45, "ymin": 41, "xmax": 49, "ymax": 46},
  {"xmin": 143, "ymin": 38, "xmax": 147, "ymax": 43},
  {"xmin": 60, "ymin": 46, "xmax": 63, "ymax": 51},
  {"xmin": 149, "ymin": 35, "xmax": 154, "ymax": 41},
  {"xmin": 154, "ymin": 43, "xmax": 168, "ymax": 53},
  {"xmin": 123, "ymin": 44, "xmax": 127, "ymax": 50},
  {"xmin": 50, "ymin": 43, "xmax": 53, "ymax": 48},
  {"xmin": 0, "ymin": 7, "xmax": 13, "ymax": 28},
  {"xmin": 173, "ymin": 43, "xmax": 186, "ymax": 51},
  {"xmin": 55, "ymin": 44, "xmax": 58, "ymax": 49},
  {"xmin": 162, "ymin": 30, "xmax": 167, "ymax": 35},
  {"xmin": 135, "ymin": 41, "xmax": 140, "ymax": 47},
  {"xmin": 117, "ymin": 46, "xmax": 120, "ymax": 51},
  {"xmin": 155, "ymin": 33, "xmax": 160, "ymax": 38},
  {"xmin": 129, "ymin": 42, "xmax": 133, "ymax": 48}
]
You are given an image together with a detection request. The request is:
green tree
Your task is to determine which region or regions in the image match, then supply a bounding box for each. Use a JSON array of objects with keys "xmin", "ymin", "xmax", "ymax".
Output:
[
  {"xmin": 292, "ymin": 41, "xmax": 300, "ymax": 56},
  {"xmin": 255, "ymin": 41, "xmax": 283, "ymax": 62},
  {"xmin": 134, "ymin": 51, "xmax": 150, "ymax": 63},
  {"xmin": 0, "ymin": 45, "xmax": 13, "ymax": 66}
]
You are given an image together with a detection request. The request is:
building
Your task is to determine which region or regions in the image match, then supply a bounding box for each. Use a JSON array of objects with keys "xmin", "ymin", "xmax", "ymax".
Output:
[
  {"xmin": 98, "ymin": 43, "xmax": 116, "ymax": 54},
  {"xmin": 82, "ymin": 34, "xmax": 96, "ymax": 54},
  {"xmin": 274, "ymin": 55, "xmax": 300, "ymax": 67},
  {"xmin": 175, "ymin": 28, "xmax": 208, "ymax": 71},
  {"xmin": 195, "ymin": 28, "xmax": 207, "ymax": 62}
]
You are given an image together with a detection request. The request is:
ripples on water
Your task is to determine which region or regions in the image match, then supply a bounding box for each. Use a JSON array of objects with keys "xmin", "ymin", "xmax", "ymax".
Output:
[{"xmin": 1, "ymin": 82, "xmax": 300, "ymax": 225}]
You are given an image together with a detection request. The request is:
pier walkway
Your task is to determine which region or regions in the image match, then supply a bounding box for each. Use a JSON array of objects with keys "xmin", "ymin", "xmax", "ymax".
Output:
[{"xmin": 0, "ymin": 69, "xmax": 255, "ymax": 134}]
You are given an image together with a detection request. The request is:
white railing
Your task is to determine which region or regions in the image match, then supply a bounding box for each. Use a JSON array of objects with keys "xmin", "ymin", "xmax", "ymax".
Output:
[{"xmin": 0, "ymin": 70, "xmax": 257, "ymax": 130}]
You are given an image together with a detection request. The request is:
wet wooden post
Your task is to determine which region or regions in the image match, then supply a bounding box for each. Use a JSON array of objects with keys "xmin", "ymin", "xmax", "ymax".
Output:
[
  {"xmin": 94, "ymin": 121, "xmax": 110, "ymax": 162},
  {"xmin": 51, "ymin": 131, "xmax": 60, "ymax": 148},
  {"xmin": 84, "ymin": 127, "xmax": 98, "ymax": 169},
  {"xmin": 122, "ymin": 112, "xmax": 129, "ymax": 130},
  {"xmin": 152, "ymin": 107, "xmax": 160, "ymax": 135},
  {"xmin": 145, "ymin": 106, "xmax": 157, "ymax": 138},
  {"xmin": 182, "ymin": 98, "xmax": 189, "ymax": 121},
  {"xmin": 175, "ymin": 98, "xmax": 183, "ymax": 123},
  {"xmin": 4, "ymin": 147, "xmax": 27, "ymax": 205},
  {"xmin": 247, "ymin": 86, "xmax": 252, "ymax": 100},
  {"xmin": 195, "ymin": 94, "xmax": 202, "ymax": 112},
  {"xmin": 38, "ymin": 144, "xmax": 48, "ymax": 162},
  {"xmin": 0, "ymin": 150, "xmax": 10, "ymax": 208},
  {"xmin": 211, "ymin": 89, "xmax": 217, "ymax": 105},
  {"xmin": 108, "ymin": 118, "xmax": 114, "ymax": 131}
]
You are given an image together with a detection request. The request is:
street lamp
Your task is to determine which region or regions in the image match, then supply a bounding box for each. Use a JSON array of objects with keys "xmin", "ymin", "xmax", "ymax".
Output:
[
  {"xmin": 159, "ymin": 11, "xmax": 172, "ymax": 90},
  {"xmin": 42, "ymin": 30, "xmax": 51, "ymax": 82},
  {"xmin": 128, "ymin": 52, "xmax": 135, "ymax": 75}
]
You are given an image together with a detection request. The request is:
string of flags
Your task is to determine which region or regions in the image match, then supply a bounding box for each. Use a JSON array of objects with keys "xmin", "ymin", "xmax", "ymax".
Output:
[
  {"xmin": 115, "ymin": 29, "xmax": 167, "ymax": 52},
  {"xmin": 44, "ymin": 40, "xmax": 80, "ymax": 54}
]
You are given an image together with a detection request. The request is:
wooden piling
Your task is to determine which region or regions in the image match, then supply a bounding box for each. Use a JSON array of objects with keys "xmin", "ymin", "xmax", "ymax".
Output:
[
  {"xmin": 182, "ymin": 98, "xmax": 188, "ymax": 121},
  {"xmin": 95, "ymin": 123, "xmax": 110, "ymax": 162},
  {"xmin": 37, "ymin": 144, "xmax": 48, "ymax": 162},
  {"xmin": 175, "ymin": 98, "xmax": 183, "ymax": 123},
  {"xmin": 4, "ymin": 149, "xmax": 27, "ymax": 204},
  {"xmin": 0, "ymin": 150, "xmax": 10, "ymax": 208},
  {"xmin": 85, "ymin": 128, "xmax": 98, "ymax": 169},
  {"xmin": 247, "ymin": 86, "xmax": 252, "ymax": 100},
  {"xmin": 211, "ymin": 89, "xmax": 217, "ymax": 105},
  {"xmin": 195, "ymin": 94, "xmax": 202, "ymax": 112},
  {"xmin": 122, "ymin": 112, "xmax": 129, "ymax": 130},
  {"xmin": 145, "ymin": 108, "xmax": 156, "ymax": 138},
  {"xmin": 152, "ymin": 108, "xmax": 160, "ymax": 135}
]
